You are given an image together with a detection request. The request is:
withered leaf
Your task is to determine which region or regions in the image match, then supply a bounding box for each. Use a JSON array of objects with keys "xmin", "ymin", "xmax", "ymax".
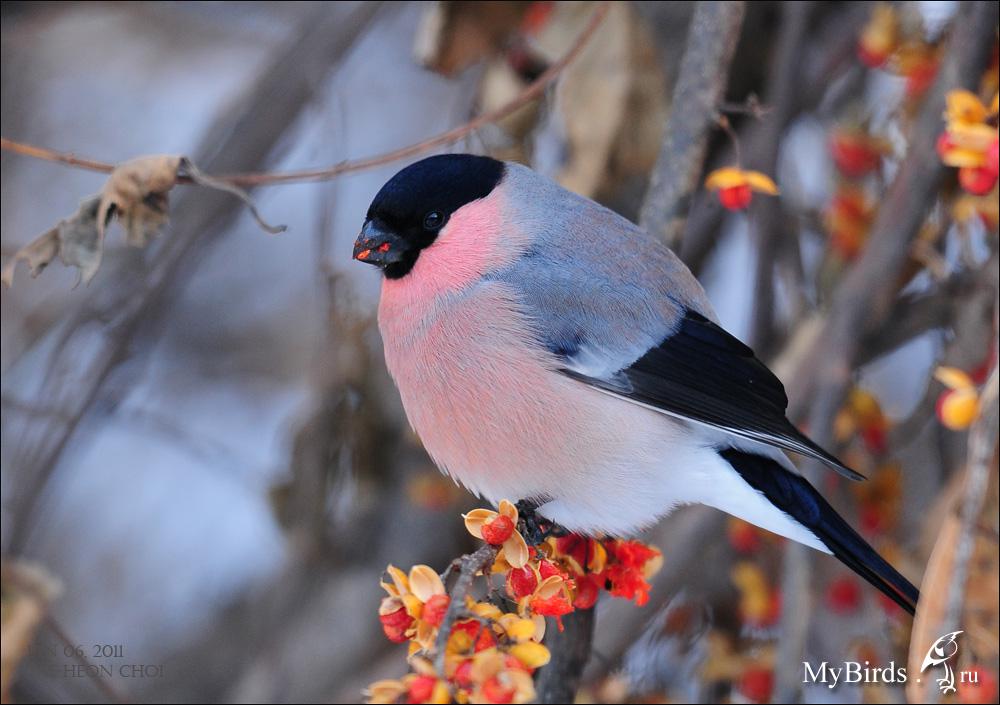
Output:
[
  {"xmin": 2, "ymin": 196, "xmax": 102, "ymax": 287},
  {"xmin": 3, "ymin": 154, "xmax": 284, "ymax": 287},
  {"xmin": 97, "ymin": 154, "xmax": 181, "ymax": 248}
]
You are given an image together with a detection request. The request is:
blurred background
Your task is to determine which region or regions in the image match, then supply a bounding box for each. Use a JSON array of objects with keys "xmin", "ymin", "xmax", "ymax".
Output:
[{"xmin": 1, "ymin": 2, "xmax": 997, "ymax": 703}]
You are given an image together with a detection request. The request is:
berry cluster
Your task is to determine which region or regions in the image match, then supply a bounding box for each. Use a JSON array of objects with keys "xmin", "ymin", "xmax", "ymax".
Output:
[{"xmin": 367, "ymin": 500, "xmax": 662, "ymax": 704}]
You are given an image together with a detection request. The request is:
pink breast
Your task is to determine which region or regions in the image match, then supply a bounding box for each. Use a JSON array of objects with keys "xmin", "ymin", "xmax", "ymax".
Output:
[{"xmin": 378, "ymin": 280, "xmax": 608, "ymax": 502}]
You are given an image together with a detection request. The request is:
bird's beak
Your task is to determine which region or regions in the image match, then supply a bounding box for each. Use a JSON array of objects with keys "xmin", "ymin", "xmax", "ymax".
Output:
[{"xmin": 353, "ymin": 219, "xmax": 406, "ymax": 268}]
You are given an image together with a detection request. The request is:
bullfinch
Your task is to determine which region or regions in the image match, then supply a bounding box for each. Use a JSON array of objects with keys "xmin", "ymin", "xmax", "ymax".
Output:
[{"xmin": 353, "ymin": 154, "xmax": 919, "ymax": 615}]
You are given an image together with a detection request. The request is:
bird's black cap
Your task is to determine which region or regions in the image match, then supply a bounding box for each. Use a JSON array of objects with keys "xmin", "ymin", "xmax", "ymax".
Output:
[{"xmin": 354, "ymin": 154, "xmax": 505, "ymax": 278}]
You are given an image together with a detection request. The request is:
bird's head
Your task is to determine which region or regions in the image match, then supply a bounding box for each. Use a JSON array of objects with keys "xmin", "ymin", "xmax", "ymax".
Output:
[{"xmin": 354, "ymin": 154, "xmax": 506, "ymax": 279}]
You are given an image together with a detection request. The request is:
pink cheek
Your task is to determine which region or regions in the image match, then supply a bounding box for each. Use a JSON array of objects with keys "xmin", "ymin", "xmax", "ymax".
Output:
[{"xmin": 383, "ymin": 190, "xmax": 510, "ymax": 300}]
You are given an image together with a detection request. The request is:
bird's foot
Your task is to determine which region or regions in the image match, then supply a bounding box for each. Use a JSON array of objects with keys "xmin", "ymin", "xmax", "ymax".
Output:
[{"xmin": 516, "ymin": 499, "xmax": 569, "ymax": 546}]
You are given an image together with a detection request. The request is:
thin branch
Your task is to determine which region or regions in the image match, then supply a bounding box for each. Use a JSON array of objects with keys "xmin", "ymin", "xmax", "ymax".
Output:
[
  {"xmin": 746, "ymin": 1, "xmax": 814, "ymax": 352},
  {"xmin": 638, "ymin": 0, "xmax": 745, "ymax": 248},
  {"xmin": 0, "ymin": 2, "xmax": 610, "ymax": 188},
  {"xmin": 944, "ymin": 363, "xmax": 999, "ymax": 633},
  {"xmin": 432, "ymin": 544, "xmax": 498, "ymax": 676}
]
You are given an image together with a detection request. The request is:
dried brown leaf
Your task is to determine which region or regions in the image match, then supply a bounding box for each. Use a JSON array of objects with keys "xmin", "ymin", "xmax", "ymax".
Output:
[
  {"xmin": 2, "ymin": 196, "xmax": 102, "ymax": 287},
  {"xmin": 97, "ymin": 154, "xmax": 181, "ymax": 248},
  {"xmin": 3, "ymin": 154, "xmax": 283, "ymax": 287},
  {"xmin": 1, "ymin": 561, "xmax": 62, "ymax": 704}
]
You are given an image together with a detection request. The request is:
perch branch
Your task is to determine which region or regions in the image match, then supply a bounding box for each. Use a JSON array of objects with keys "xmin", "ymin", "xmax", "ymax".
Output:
[
  {"xmin": 638, "ymin": 1, "xmax": 745, "ymax": 248},
  {"xmin": 535, "ymin": 607, "xmax": 596, "ymax": 704},
  {"xmin": 0, "ymin": 2, "xmax": 610, "ymax": 187},
  {"xmin": 432, "ymin": 544, "xmax": 498, "ymax": 676}
]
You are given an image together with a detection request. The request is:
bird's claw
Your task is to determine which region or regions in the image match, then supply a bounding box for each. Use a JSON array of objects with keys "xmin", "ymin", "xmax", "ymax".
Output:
[{"xmin": 515, "ymin": 499, "xmax": 569, "ymax": 546}]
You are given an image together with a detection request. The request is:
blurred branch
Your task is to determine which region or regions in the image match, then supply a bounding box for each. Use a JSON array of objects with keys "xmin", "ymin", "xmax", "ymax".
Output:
[
  {"xmin": 746, "ymin": 1, "xmax": 813, "ymax": 352},
  {"xmin": 0, "ymin": 2, "xmax": 610, "ymax": 188},
  {"xmin": 4, "ymin": 1, "xmax": 382, "ymax": 554},
  {"xmin": 793, "ymin": 0, "xmax": 998, "ymax": 424},
  {"xmin": 775, "ymin": 2, "xmax": 999, "ymax": 699},
  {"xmin": 944, "ymin": 363, "xmax": 999, "ymax": 633},
  {"xmin": 677, "ymin": 1, "xmax": 869, "ymax": 276},
  {"xmin": 638, "ymin": 1, "xmax": 745, "ymax": 248}
]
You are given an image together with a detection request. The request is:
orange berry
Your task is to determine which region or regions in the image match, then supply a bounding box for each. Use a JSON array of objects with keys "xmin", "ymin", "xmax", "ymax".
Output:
[{"xmin": 937, "ymin": 388, "xmax": 979, "ymax": 430}]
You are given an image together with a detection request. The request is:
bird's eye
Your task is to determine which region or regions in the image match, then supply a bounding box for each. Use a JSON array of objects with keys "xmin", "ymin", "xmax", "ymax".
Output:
[{"xmin": 423, "ymin": 211, "xmax": 444, "ymax": 230}]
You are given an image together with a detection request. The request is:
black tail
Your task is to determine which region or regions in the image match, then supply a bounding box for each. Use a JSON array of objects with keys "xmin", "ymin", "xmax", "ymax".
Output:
[{"xmin": 720, "ymin": 448, "xmax": 919, "ymax": 616}]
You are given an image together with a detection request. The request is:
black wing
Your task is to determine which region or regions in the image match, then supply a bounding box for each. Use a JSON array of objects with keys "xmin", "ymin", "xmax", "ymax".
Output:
[{"xmin": 561, "ymin": 310, "xmax": 864, "ymax": 481}]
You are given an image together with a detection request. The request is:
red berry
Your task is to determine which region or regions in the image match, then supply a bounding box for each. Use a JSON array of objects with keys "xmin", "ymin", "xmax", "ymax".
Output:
[
  {"xmin": 831, "ymin": 135, "xmax": 881, "ymax": 178},
  {"xmin": 936, "ymin": 131, "xmax": 955, "ymax": 159},
  {"xmin": 482, "ymin": 676, "xmax": 516, "ymax": 704},
  {"xmin": 573, "ymin": 574, "xmax": 601, "ymax": 609},
  {"xmin": 475, "ymin": 627, "xmax": 497, "ymax": 652},
  {"xmin": 407, "ymin": 675, "xmax": 437, "ymax": 704},
  {"xmin": 537, "ymin": 559, "xmax": 563, "ymax": 580},
  {"xmin": 506, "ymin": 566, "xmax": 539, "ymax": 599},
  {"xmin": 877, "ymin": 591, "xmax": 905, "ymax": 616},
  {"xmin": 719, "ymin": 184, "xmax": 753, "ymax": 210},
  {"xmin": 905, "ymin": 60, "xmax": 937, "ymax": 98},
  {"xmin": 481, "ymin": 514, "xmax": 515, "ymax": 545},
  {"xmin": 530, "ymin": 593, "xmax": 575, "ymax": 618},
  {"xmin": 959, "ymin": 166, "xmax": 998, "ymax": 196},
  {"xmin": 379, "ymin": 605, "xmax": 414, "ymax": 643},
  {"xmin": 861, "ymin": 424, "xmax": 887, "ymax": 454},
  {"xmin": 555, "ymin": 534, "xmax": 587, "ymax": 568},
  {"xmin": 739, "ymin": 667, "xmax": 775, "ymax": 703},
  {"xmin": 860, "ymin": 503, "xmax": 886, "ymax": 535},
  {"xmin": 857, "ymin": 43, "xmax": 889, "ymax": 69},
  {"xmin": 826, "ymin": 576, "xmax": 862, "ymax": 614},
  {"xmin": 450, "ymin": 619, "xmax": 480, "ymax": 644},
  {"xmin": 987, "ymin": 138, "xmax": 999, "ymax": 178},
  {"xmin": 452, "ymin": 659, "xmax": 474, "ymax": 688},
  {"xmin": 728, "ymin": 520, "xmax": 761, "ymax": 554},
  {"xmin": 422, "ymin": 593, "xmax": 450, "ymax": 627},
  {"xmin": 504, "ymin": 653, "xmax": 533, "ymax": 673}
]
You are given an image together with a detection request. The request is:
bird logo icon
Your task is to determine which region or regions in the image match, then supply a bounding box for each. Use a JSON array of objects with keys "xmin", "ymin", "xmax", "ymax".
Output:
[{"xmin": 920, "ymin": 631, "xmax": 963, "ymax": 695}]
